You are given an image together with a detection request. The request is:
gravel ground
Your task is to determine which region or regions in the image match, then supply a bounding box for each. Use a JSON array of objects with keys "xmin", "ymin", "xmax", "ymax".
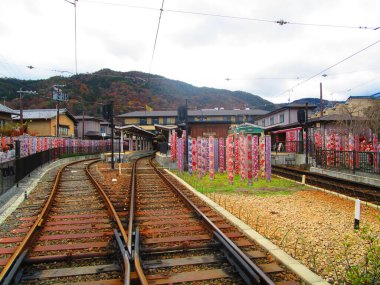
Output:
[{"xmin": 205, "ymin": 188, "xmax": 380, "ymax": 284}]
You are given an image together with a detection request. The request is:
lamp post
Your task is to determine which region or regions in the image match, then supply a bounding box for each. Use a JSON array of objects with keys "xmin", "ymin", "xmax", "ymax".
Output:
[
  {"xmin": 52, "ymin": 85, "xmax": 67, "ymax": 137},
  {"xmin": 17, "ymin": 89, "xmax": 38, "ymax": 134}
]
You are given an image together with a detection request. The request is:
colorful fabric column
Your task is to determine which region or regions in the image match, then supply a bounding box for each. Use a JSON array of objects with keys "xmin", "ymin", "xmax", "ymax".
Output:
[
  {"xmin": 234, "ymin": 133, "xmax": 240, "ymax": 175},
  {"xmin": 374, "ymin": 134, "xmax": 379, "ymax": 173},
  {"xmin": 214, "ymin": 138, "xmax": 218, "ymax": 172},
  {"xmin": 219, "ymin": 138, "xmax": 225, "ymax": 173},
  {"xmin": 265, "ymin": 135, "xmax": 271, "ymax": 181},
  {"xmin": 239, "ymin": 132, "xmax": 245, "ymax": 181},
  {"xmin": 226, "ymin": 135, "xmax": 234, "ymax": 185},
  {"xmin": 247, "ymin": 134, "xmax": 253, "ymax": 185},
  {"xmin": 259, "ymin": 135, "xmax": 265, "ymax": 178},
  {"xmin": 209, "ymin": 136, "xmax": 215, "ymax": 180},
  {"xmin": 192, "ymin": 138, "xmax": 197, "ymax": 174},
  {"xmin": 253, "ymin": 136, "xmax": 259, "ymax": 180},
  {"xmin": 197, "ymin": 137, "xmax": 202, "ymax": 178},
  {"xmin": 188, "ymin": 137, "xmax": 193, "ymax": 175}
]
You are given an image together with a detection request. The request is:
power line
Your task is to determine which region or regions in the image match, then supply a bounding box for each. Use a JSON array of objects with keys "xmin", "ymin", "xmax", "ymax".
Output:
[
  {"xmin": 277, "ymin": 38, "xmax": 380, "ymax": 97},
  {"xmin": 149, "ymin": 0, "xmax": 165, "ymax": 74},
  {"xmin": 80, "ymin": 0, "xmax": 380, "ymax": 31}
]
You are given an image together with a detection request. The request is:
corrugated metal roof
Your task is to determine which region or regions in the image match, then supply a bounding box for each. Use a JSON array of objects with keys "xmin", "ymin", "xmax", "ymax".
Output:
[
  {"xmin": 0, "ymin": 104, "xmax": 18, "ymax": 115},
  {"xmin": 12, "ymin": 109, "xmax": 68, "ymax": 120}
]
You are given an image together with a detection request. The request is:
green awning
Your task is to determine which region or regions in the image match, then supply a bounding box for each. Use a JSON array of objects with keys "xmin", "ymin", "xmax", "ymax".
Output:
[{"xmin": 228, "ymin": 124, "xmax": 264, "ymax": 135}]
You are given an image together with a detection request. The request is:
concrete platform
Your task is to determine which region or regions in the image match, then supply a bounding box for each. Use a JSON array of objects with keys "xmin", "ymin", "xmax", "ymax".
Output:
[{"xmin": 310, "ymin": 166, "xmax": 380, "ymax": 188}]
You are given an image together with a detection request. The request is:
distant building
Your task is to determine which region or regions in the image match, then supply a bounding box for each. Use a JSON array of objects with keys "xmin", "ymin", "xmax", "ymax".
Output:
[
  {"xmin": 0, "ymin": 104, "xmax": 18, "ymax": 128},
  {"xmin": 119, "ymin": 108, "xmax": 268, "ymax": 138},
  {"xmin": 12, "ymin": 109, "xmax": 77, "ymax": 137},
  {"xmin": 74, "ymin": 115, "xmax": 103, "ymax": 139}
]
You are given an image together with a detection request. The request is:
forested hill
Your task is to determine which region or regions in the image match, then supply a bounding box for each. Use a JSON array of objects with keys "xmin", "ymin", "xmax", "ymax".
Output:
[{"xmin": 0, "ymin": 69, "xmax": 276, "ymax": 116}]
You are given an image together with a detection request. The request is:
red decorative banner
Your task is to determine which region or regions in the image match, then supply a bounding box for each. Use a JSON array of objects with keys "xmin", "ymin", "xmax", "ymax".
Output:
[
  {"xmin": 209, "ymin": 136, "xmax": 215, "ymax": 180},
  {"xmin": 219, "ymin": 138, "xmax": 225, "ymax": 173}
]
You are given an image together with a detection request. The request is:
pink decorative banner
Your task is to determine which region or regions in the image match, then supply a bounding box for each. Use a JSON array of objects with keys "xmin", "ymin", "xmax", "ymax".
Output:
[
  {"xmin": 239, "ymin": 132, "xmax": 245, "ymax": 181},
  {"xmin": 374, "ymin": 134, "xmax": 379, "ymax": 173},
  {"xmin": 226, "ymin": 135, "xmax": 234, "ymax": 185},
  {"xmin": 259, "ymin": 136, "xmax": 265, "ymax": 178},
  {"xmin": 234, "ymin": 133, "xmax": 240, "ymax": 175},
  {"xmin": 219, "ymin": 138, "xmax": 225, "ymax": 173},
  {"xmin": 188, "ymin": 137, "xmax": 193, "ymax": 175},
  {"xmin": 197, "ymin": 137, "xmax": 202, "ymax": 178},
  {"xmin": 247, "ymin": 134, "xmax": 253, "ymax": 185},
  {"xmin": 253, "ymin": 136, "xmax": 259, "ymax": 180},
  {"xmin": 209, "ymin": 136, "xmax": 215, "ymax": 180},
  {"xmin": 192, "ymin": 138, "xmax": 197, "ymax": 174},
  {"xmin": 265, "ymin": 135, "xmax": 271, "ymax": 181}
]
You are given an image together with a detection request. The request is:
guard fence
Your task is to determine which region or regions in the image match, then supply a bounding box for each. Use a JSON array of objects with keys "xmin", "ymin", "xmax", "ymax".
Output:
[
  {"xmin": 315, "ymin": 148, "xmax": 380, "ymax": 175},
  {"xmin": 0, "ymin": 144, "xmax": 111, "ymax": 196}
]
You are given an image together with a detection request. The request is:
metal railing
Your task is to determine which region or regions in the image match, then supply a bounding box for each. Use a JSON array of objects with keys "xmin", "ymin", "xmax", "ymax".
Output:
[
  {"xmin": 0, "ymin": 145, "xmax": 111, "ymax": 196},
  {"xmin": 315, "ymin": 148, "xmax": 380, "ymax": 175}
]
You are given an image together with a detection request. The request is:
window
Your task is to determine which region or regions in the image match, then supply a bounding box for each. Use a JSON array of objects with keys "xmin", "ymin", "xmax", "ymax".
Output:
[
  {"xmin": 223, "ymin": 116, "xmax": 231, "ymax": 121},
  {"xmin": 139, "ymin": 118, "xmax": 147, "ymax": 125},
  {"xmin": 279, "ymin": 113, "xmax": 285, "ymax": 123},
  {"xmin": 270, "ymin": 116, "xmax": 274, "ymax": 125},
  {"xmin": 163, "ymin": 117, "xmax": 168, "ymax": 124},
  {"xmin": 262, "ymin": 119, "xmax": 265, "ymax": 127},
  {"xmin": 152, "ymin": 118, "xmax": 159, "ymax": 124},
  {"xmin": 100, "ymin": 126, "xmax": 106, "ymax": 133},
  {"xmin": 59, "ymin": 125, "xmax": 69, "ymax": 136}
]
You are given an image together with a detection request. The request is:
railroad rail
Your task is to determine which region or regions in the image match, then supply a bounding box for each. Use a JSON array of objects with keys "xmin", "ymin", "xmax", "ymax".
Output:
[
  {"xmin": 0, "ymin": 159, "xmax": 130, "ymax": 285},
  {"xmin": 272, "ymin": 165, "xmax": 380, "ymax": 206},
  {"xmin": 129, "ymin": 157, "xmax": 299, "ymax": 284}
]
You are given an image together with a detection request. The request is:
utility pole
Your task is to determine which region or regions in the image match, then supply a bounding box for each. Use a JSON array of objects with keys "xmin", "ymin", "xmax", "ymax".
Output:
[
  {"xmin": 320, "ymin": 82, "xmax": 323, "ymax": 117},
  {"xmin": 305, "ymin": 103, "xmax": 309, "ymax": 165},
  {"xmin": 17, "ymin": 89, "xmax": 38, "ymax": 135},
  {"xmin": 52, "ymin": 85, "xmax": 68, "ymax": 137},
  {"xmin": 64, "ymin": 0, "xmax": 78, "ymax": 74},
  {"xmin": 1, "ymin": 97, "xmax": 6, "ymax": 106}
]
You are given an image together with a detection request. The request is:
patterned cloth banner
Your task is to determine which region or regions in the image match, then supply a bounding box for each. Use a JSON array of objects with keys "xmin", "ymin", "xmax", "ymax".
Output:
[
  {"xmin": 253, "ymin": 136, "xmax": 259, "ymax": 180},
  {"xmin": 265, "ymin": 135, "xmax": 271, "ymax": 181},
  {"xmin": 188, "ymin": 137, "xmax": 193, "ymax": 175},
  {"xmin": 259, "ymin": 136, "xmax": 265, "ymax": 178},
  {"xmin": 209, "ymin": 136, "xmax": 215, "ymax": 180},
  {"xmin": 192, "ymin": 138, "xmax": 197, "ymax": 174},
  {"xmin": 219, "ymin": 138, "xmax": 225, "ymax": 173},
  {"xmin": 234, "ymin": 133, "xmax": 240, "ymax": 175},
  {"xmin": 374, "ymin": 134, "xmax": 379, "ymax": 173},
  {"xmin": 226, "ymin": 135, "xmax": 234, "ymax": 185},
  {"xmin": 214, "ymin": 138, "xmax": 219, "ymax": 172},
  {"xmin": 170, "ymin": 131, "xmax": 176, "ymax": 162},
  {"xmin": 247, "ymin": 134, "xmax": 253, "ymax": 185},
  {"xmin": 205, "ymin": 138, "xmax": 209, "ymax": 172},
  {"xmin": 239, "ymin": 132, "xmax": 245, "ymax": 181},
  {"xmin": 197, "ymin": 137, "xmax": 202, "ymax": 178}
]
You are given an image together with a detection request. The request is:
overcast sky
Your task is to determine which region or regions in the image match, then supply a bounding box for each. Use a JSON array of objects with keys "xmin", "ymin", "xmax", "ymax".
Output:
[{"xmin": 0, "ymin": 0, "xmax": 379, "ymax": 104}]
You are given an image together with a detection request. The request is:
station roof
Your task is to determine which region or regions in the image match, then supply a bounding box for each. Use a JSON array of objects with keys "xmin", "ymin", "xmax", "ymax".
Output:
[
  {"xmin": 229, "ymin": 123, "xmax": 264, "ymax": 134},
  {"xmin": 117, "ymin": 125, "xmax": 155, "ymax": 138}
]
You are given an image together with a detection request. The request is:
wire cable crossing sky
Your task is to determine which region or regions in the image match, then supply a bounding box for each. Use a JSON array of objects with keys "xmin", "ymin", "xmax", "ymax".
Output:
[{"xmin": 0, "ymin": 0, "xmax": 379, "ymax": 103}]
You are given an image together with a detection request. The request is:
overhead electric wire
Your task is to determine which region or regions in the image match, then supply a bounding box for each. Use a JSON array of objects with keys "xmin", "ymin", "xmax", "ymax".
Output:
[
  {"xmin": 149, "ymin": 0, "xmax": 165, "ymax": 74},
  {"xmin": 277, "ymin": 38, "xmax": 380, "ymax": 97},
  {"xmin": 80, "ymin": 0, "xmax": 380, "ymax": 31}
]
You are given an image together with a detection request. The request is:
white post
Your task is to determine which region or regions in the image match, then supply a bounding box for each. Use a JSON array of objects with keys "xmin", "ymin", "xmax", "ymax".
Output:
[
  {"xmin": 301, "ymin": 174, "xmax": 306, "ymax": 185},
  {"xmin": 354, "ymin": 198, "xmax": 360, "ymax": 229}
]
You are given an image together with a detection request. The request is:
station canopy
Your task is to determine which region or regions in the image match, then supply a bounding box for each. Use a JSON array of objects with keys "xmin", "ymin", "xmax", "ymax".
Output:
[{"xmin": 228, "ymin": 123, "xmax": 264, "ymax": 135}]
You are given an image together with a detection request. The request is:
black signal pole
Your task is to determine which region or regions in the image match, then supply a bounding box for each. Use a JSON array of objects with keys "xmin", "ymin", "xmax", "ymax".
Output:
[{"xmin": 110, "ymin": 102, "xmax": 115, "ymax": 169}]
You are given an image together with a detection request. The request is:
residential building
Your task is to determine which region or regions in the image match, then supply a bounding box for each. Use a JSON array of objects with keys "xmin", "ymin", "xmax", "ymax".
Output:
[
  {"xmin": 74, "ymin": 115, "xmax": 103, "ymax": 139},
  {"xmin": 12, "ymin": 109, "xmax": 77, "ymax": 137},
  {"xmin": 0, "ymin": 104, "xmax": 18, "ymax": 128}
]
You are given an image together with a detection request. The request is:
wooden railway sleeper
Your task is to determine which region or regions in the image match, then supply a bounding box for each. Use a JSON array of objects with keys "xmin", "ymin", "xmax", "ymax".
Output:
[
  {"xmin": 213, "ymin": 231, "xmax": 263, "ymax": 285},
  {"xmin": 0, "ymin": 249, "xmax": 28, "ymax": 285}
]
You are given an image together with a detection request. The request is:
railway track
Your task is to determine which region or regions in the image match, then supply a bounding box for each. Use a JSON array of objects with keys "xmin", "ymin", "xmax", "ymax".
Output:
[
  {"xmin": 272, "ymin": 165, "xmax": 380, "ymax": 206},
  {"xmin": 131, "ymin": 157, "xmax": 300, "ymax": 284},
  {"xmin": 0, "ymin": 159, "xmax": 130, "ymax": 285}
]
